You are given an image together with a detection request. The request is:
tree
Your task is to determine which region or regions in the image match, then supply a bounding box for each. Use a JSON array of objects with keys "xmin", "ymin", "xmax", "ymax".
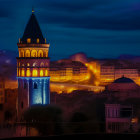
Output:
[{"xmin": 23, "ymin": 105, "xmax": 63, "ymax": 136}]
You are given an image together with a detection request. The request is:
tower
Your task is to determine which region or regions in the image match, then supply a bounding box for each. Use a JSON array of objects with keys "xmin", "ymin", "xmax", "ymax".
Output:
[{"xmin": 17, "ymin": 11, "xmax": 50, "ymax": 118}]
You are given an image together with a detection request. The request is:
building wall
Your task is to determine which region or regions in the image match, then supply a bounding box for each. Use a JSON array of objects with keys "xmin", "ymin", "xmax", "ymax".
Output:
[
  {"xmin": 105, "ymin": 104, "xmax": 133, "ymax": 133},
  {"xmin": 100, "ymin": 66, "xmax": 139, "ymax": 85},
  {"xmin": 18, "ymin": 77, "xmax": 50, "ymax": 119}
]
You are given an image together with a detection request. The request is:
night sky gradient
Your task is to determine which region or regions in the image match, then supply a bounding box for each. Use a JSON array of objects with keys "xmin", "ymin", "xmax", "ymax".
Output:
[{"xmin": 0, "ymin": 0, "xmax": 140, "ymax": 60}]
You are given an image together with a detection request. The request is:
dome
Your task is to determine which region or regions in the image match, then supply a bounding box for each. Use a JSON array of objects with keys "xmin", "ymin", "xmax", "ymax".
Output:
[
  {"xmin": 107, "ymin": 76, "xmax": 139, "ymax": 92},
  {"xmin": 114, "ymin": 76, "xmax": 134, "ymax": 83}
]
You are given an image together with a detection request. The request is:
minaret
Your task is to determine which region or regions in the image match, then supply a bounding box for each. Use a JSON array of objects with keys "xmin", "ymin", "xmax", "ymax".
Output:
[{"xmin": 17, "ymin": 10, "xmax": 50, "ymax": 119}]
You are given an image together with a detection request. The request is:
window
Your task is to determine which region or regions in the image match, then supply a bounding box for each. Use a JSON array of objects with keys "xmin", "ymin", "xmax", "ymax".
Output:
[
  {"xmin": 25, "ymin": 50, "xmax": 30, "ymax": 57},
  {"xmin": 40, "ymin": 62, "xmax": 44, "ymax": 67},
  {"xmin": 34, "ymin": 82, "xmax": 38, "ymax": 89},
  {"xmin": 37, "ymin": 38, "xmax": 39, "ymax": 43},
  {"xmin": 27, "ymin": 38, "xmax": 31, "ymax": 43},
  {"xmin": 26, "ymin": 68, "xmax": 30, "ymax": 77},
  {"xmin": 24, "ymin": 82, "xmax": 27, "ymax": 89},
  {"xmin": 38, "ymin": 50, "xmax": 43, "ymax": 57},
  {"xmin": 33, "ymin": 69, "xmax": 38, "ymax": 77},
  {"xmin": 31, "ymin": 50, "xmax": 37, "ymax": 57},
  {"xmin": 40, "ymin": 70, "xmax": 44, "ymax": 77},
  {"xmin": 21, "ymin": 69, "xmax": 25, "ymax": 76}
]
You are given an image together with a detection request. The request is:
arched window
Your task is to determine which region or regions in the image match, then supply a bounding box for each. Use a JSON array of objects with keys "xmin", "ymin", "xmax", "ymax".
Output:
[
  {"xmin": 31, "ymin": 50, "xmax": 37, "ymax": 57},
  {"xmin": 40, "ymin": 69, "xmax": 44, "ymax": 77},
  {"xmin": 25, "ymin": 50, "xmax": 30, "ymax": 57},
  {"xmin": 37, "ymin": 38, "xmax": 39, "ymax": 43},
  {"xmin": 45, "ymin": 70, "xmax": 48, "ymax": 76},
  {"xmin": 38, "ymin": 50, "xmax": 43, "ymax": 57},
  {"xmin": 27, "ymin": 63, "xmax": 30, "ymax": 66},
  {"xmin": 24, "ymin": 82, "xmax": 27, "ymax": 89},
  {"xmin": 34, "ymin": 82, "xmax": 38, "ymax": 89},
  {"xmin": 20, "ymin": 50, "xmax": 24, "ymax": 57},
  {"xmin": 21, "ymin": 69, "xmax": 25, "ymax": 76},
  {"xmin": 40, "ymin": 62, "xmax": 44, "ymax": 67},
  {"xmin": 32, "ymin": 69, "xmax": 38, "ymax": 77},
  {"xmin": 26, "ymin": 68, "xmax": 30, "ymax": 77},
  {"xmin": 27, "ymin": 38, "xmax": 31, "ymax": 43},
  {"xmin": 33, "ymin": 62, "xmax": 37, "ymax": 67}
]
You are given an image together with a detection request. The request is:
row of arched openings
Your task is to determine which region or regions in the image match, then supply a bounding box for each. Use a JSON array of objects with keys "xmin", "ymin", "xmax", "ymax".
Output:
[
  {"xmin": 19, "ymin": 49, "xmax": 48, "ymax": 57},
  {"xmin": 18, "ymin": 62, "xmax": 49, "ymax": 67}
]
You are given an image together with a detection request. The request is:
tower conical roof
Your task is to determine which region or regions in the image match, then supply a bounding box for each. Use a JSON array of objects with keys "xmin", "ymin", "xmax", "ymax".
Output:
[{"xmin": 21, "ymin": 12, "xmax": 45, "ymax": 44}]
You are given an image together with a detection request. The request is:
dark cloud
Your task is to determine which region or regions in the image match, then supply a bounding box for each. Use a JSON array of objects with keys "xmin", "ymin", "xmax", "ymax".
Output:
[
  {"xmin": 0, "ymin": 0, "xmax": 140, "ymax": 60},
  {"xmin": 33, "ymin": 0, "xmax": 140, "ymax": 30}
]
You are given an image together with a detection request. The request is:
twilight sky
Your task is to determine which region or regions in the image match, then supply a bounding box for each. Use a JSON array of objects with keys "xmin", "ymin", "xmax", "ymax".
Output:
[{"xmin": 0, "ymin": 0, "xmax": 140, "ymax": 60}]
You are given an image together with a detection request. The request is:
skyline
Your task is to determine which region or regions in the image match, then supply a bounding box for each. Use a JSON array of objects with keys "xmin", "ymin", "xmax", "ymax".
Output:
[{"xmin": 0, "ymin": 0, "xmax": 140, "ymax": 60}]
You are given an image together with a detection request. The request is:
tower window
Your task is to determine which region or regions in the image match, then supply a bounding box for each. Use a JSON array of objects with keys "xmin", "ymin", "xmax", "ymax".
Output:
[
  {"xmin": 34, "ymin": 82, "xmax": 38, "ymax": 89},
  {"xmin": 37, "ymin": 38, "xmax": 39, "ymax": 43},
  {"xmin": 24, "ymin": 82, "xmax": 27, "ymax": 89},
  {"xmin": 27, "ymin": 38, "xmax": 31, "ymax": 43}
]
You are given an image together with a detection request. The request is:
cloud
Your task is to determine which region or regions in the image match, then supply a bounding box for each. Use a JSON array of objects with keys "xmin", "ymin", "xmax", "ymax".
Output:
[{"xmin": 33, "ymin": 0, "xmax": 140, "ymax": 30}]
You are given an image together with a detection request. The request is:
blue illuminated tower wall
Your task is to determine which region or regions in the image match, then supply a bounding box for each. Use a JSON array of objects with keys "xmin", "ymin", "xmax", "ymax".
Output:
[{"xmin": 17, "ymin": 11, "xmax": 50, "ymax": 119}]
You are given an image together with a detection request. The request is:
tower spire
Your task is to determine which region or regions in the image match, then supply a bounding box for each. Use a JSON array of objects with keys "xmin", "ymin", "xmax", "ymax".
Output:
[{"xmin": 32, "ymin": 7, "xmax": 35, "ymax": 13}]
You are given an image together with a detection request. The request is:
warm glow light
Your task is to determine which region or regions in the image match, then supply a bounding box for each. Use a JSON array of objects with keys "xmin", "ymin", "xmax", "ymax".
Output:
[
  {"xmin": 21, "ymin": 69, "xmax": 25, "ymax": 76},
  {"xmin": 33, "ymin": 69, "xmax": 38, "ymax": 77},
  {"xmin": 27, "ymin": 38, "xmax": 31, "ymax": 43},
  {"xmin": 26, "ymin": 68, "xmax": 30, "ymax": 77},
  {"xmin": 40, "ymin": 70, "xmax": 44, "ymax": 77},
  {"xmin": 37, "ymin": 38, "xmax": 39, "ymax": 43},
  {"xmin": 95, "ymin": 81, "xmax": 99, "ymax": 86},
  {"xmin": 25, "ymin": 50, "xmax": 30, "ymax": 57},
  {"xmin": 131, "ymin": 118, "xmax": 138, "ymax": 123},
  {"xmin": 18, "ymin": 69, "xmax": 20, "ymax": 76},
  {"xmin": 31, "ymin": 50, "xmax": 37, "ymax": 57},
  {"xmin": 45, "ymin": 70, "xmax": 48, "ymax": 76}
]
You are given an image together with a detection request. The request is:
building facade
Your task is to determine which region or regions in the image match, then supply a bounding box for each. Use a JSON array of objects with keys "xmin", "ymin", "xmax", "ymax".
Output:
[
  {"xmin": 17, "ymin": 11, "xmax": 50, "ymax": 118},
  {"xmin": 105, "ymin": 104, "xmax": 134, "ymax": 133}
]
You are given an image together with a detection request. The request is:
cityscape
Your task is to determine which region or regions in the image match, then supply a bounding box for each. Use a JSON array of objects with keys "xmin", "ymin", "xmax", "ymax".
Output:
[{"xmin": 0, "ymin": 0, "xmax": 140, "ymax": 139}]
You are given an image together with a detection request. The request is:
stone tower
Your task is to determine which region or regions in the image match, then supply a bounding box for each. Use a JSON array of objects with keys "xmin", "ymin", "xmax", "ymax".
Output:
[{"xmin": 17, "ymin": 11, "xmax": 50, "ymax": 119}]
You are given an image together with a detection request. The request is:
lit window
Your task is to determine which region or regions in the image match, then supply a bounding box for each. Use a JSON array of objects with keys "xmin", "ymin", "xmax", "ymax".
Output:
[
  {"xmin": 38, "ymin": 50, "xmax": 43, "ymax": 57},
  {"xmin": 25, "ymin": 50, "xmax": 30, "ymax": 57},
  {"xmin": 27, "ymin": 63, "xmax": 30, "ymax": 66},
  {"xmin": 45, "ymin": 70, "xmax": 48, "ymax": 76},
  {"xmin": 31, "ymin": 50, "xmax": 37, "ymax": 57},
  {"xmin": 33, "ymin": 62, "xmax": 37, "ymax": 67},
  {"xmin": 34, "ymin": 82, "xmax": 38, "ymax": 89},
  {"xmin": 26, "ymin": 68, "xmax": 30, "ymax": 77},
  {"xmin": 40, "ymin": 70, "xmax": 44, "ymax": 77},
  {"xmin": 21, "ymin": 69, "xmax": 25, "ymax": 76},
  {"xmin": 18, "ymin": 69, "xmax": 20, "ymax": 76},
  {"xmin": 27, "ymin": 38, "xmax": 31, "ymax": 43},
  {"xmin": 37, "ymin": 38, "xmax": 39, "ymax": 43},
  {"xmin": 33, "ymin": 69, "xmax": 38, "ymax": 77},
  {"xmin": 40, "ymin": 62, "xmax": 44, "ymax": 67}
]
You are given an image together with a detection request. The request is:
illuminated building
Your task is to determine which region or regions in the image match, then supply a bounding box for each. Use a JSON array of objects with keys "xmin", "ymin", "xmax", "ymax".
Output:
[
  {"xmin": 17, "ymin": 10, "xmax": 50, "ymax": 118},
  {"xmin": 50, "ymin": 60, "xmax": 88, "ymax": 83},
  {"xmin": 105, "ymin": 104, "xmax": 134, "ymax": 133},
  {"xmin": 100, "ymin": 63, "xmax": 139, "ymax": 85}
]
